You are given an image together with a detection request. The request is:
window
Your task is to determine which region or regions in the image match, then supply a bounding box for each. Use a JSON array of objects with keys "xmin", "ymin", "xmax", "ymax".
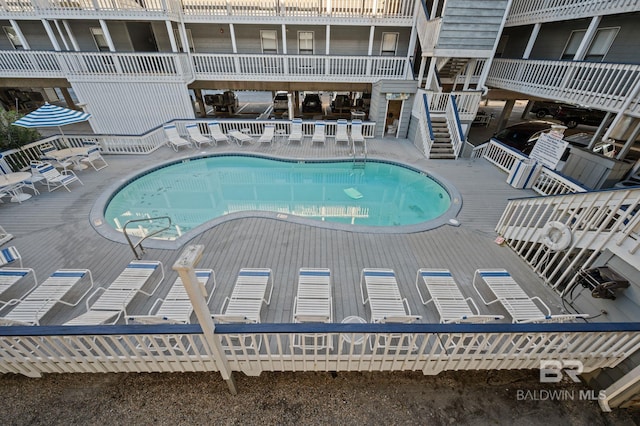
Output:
[
  {"xmin": 4, "ymin": 26, "xmax": 23, "ymax": 50},
  {"xmin": 298, "ymin": 31, "xmax": 313, "ymax": 55},
  {"xmin": 260, "ymin": 30, "xmax": 278, "ymax": 54},
  {"xmin": 561, "ymin": 27, "xmax": 618, "ymax": 61},
  {"xmin": 173, "ymin": 29, "xmax": 194, "ymax": 53},
  {"xmin": 90, "ymin": 27, "xmax": 110, "ymax": 52},
  {"xmin": 381, "ymin": 32, "xmax": 398, "ymax": 56}
]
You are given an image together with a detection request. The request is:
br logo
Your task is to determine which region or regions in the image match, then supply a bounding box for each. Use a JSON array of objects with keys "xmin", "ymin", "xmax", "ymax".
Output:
[{"xmin": 539, "ymin": 360, "xmax": 583, "ymax": 383}]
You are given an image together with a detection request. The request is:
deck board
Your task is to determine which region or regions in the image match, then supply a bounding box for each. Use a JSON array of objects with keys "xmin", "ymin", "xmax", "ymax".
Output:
[{"xmin": 0, "ymin": 137, "xmax": 565, "ymax": 325}]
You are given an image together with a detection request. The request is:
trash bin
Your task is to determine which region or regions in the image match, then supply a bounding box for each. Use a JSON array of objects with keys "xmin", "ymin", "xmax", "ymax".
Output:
[{"xmin": 507, "ymin": 159, "xmax": 539, "ymax": 189}]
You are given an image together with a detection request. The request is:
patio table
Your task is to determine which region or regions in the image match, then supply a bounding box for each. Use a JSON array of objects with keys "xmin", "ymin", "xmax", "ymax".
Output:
[
  {"xmin": 0, "ymin": 172, "xmax": 32, "ymax": 202},
  {"xmin": 47, "ymin": 147, "xmax": 90, "ymax": 170}
]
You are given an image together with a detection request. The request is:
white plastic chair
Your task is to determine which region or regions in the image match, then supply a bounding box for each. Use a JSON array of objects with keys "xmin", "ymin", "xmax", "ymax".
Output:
[
  {"xmin": 292, "ymin": 268, "xmax": 333, "ymax": 351},
  {"xmin": 351, "ymin": 119, "xmax": 365, "ymax": 145},
  {"xmin": 258, "ymin": 124, "xmax": 275, "ymax": 145},
  {"xmin": 288, "ymin": 118, "xmax": 303, "ymax": 144},
  {"xmin": 163, "ymin": 124, "xmax": 193, "ymax": 152},
  {"xmin": 185, "ymin": 123, "xmax": 214, "ymax": 148},
  {"xmin": 207, "ymin": 121, "xmax": 230, "ymax": 145},
  {"xmin": 80, "ymin": 146, "xmax": 108, "ymax": 171},
  {"xmin": 36, "ymin": 162, "xmax": 83, "ymax": 192},
  {"xmin": 228, "ymin": 130, "xmax": 254, "ymax": 146},
  {"xmin": 335, "ymin": 119, "xmax": 350, "ymax": 145},
  {"xmin": 311, "ymin": 121, "xmax": 326, "ymax": 145}
]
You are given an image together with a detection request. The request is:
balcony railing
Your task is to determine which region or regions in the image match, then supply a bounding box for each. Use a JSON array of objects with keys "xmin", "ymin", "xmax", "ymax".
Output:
[
  {"xmin": 1, "ymin": 322, "xmax": 639, "ymax": 380},
  {"xmin": 506, "ymin": 0, "xmax": 640, "ymax": 27},
  {"xmin": 487, "ymin": 58, "xmax": 640, "ymax": 117},
  {"xmin": 0, "ymin": 0, "xmax": 415, "ymax": 19}
]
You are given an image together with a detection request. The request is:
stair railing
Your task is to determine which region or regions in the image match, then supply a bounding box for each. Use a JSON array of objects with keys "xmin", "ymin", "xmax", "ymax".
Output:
[
  {"xmin": 447, "ymin": 94, "xmax": 465, "ymax": 158},
  {"xmin": 123, "ymin": 216, "xmax": 172, "ymax": 259}
]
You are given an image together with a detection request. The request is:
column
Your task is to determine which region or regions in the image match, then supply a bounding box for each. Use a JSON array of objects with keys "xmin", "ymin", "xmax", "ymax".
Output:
[
  {"xmin": 496, "ymin": 99, "xmax": 516, "ymax": 132},
  {"xmin": 53, "ymin": 20, "xmax": 70, "ymax": 51},
  {"xmin": 574, "ymin": 16, "xmax": 601, "ymax": 61},
  {"xmin": 60, "ymin": 87, "xmax": 76, "ymax": 109},
  {"xmin": 41, "ymin": 19, "xmax": 61, "ymax": 51},
  {"xmin": 63, "ymin": 20, "xmax": 80, "ymax": 51},
  {"xmin": 166, "ymin": 20, "xmax": 178, "ymax": 52},
  {"xmin": 194, "ymin": 89, "xmax": 206, "ymax": 118},
  {"xmin": 522, "ymin": 23, "xmax": 540, "ymax": 59},
  {"xmin": 367, "ymin": 26, "xmax": 375, "ymax": 75},
  {"xmin": 10, "ymin": 20, "xmax": 30, "ymax": 50},
  {"xmin": 99, "ymin": 20, "xmax": 116, "ymax": 52}
]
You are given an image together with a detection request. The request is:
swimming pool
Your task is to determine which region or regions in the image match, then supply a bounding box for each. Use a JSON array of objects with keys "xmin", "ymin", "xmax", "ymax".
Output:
[{"xmin": 100, "ymin": 155, "xmax": 460, "ymax": 241}]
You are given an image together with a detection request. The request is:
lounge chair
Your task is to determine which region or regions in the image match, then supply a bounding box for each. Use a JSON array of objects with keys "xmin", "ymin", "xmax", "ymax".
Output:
[
  {"xmin": 0, "ymin": 225, "xmax": 13, "ymax": 245},
  {"xmin": 65, "ymin": 260, "xmax": 165, "ymax": 325},
  {"xmin": 213, "ymin": 268, "xmax": 273, "ymax": 353},
  {"xmin": 0, "ymin": 269, "xmax": 93, "ymax": 325},
  {"xmin": 311, "ymin": 121, "xmax": 326, "ymax": 145},
  {"xmin": 258, "ymin": 124, "xmax": 275, "ymax": 145},
  {"xmin": 360, "ymin": 268, "xmax": 421, "ymax": 352},
  {"xmin": 207, "ymin": 121, "xmax": 230, "ymax": 145},
  {"xmin": 351, "ymin": 119, "xmax": 365, "ymax": 145},
  {"xmin": 0, "ymin": 268, "xmax": 37, "ymax": 304},
  {"xmin": 228, "ymin": 130, "xmax": 254, "ymax": 146},
  {"xmin": 292, "ymin": 268, "xmax": 332, "ymax": 350},
  {"xmin": 415, "ymin": 269, "xmax": 503, "ymax": 323},
  {"xmin": 80, "ymin": 146, "xmax": 108, "ymax": 171},
  {"xmin": 128, "ymin": 269, "xmax": 215, "ymax": 324},
  {"xmin": 288, "ymin": 118, "xmax": 303, "ymax": 144},
  {"xmin": 335, "ymin": 119, "xmax": 350, "ymax": 145},
  {"xmin": 186, "ymin": 123, "xmax": 214, "ymax": 148},
  {"xmin": 163, "ymin": 124, "xmax": 193, "ymax": 152},
  {"xmin": 35, "ymin": 162, "xmax": 83, "ymax": 192},
  {"xmin": 0, "ymin": 246, "xmax": 22, "ymax": 268},
  {"xmin": 472, "ymin": 269, "xmax": 587, "ymax": 323}
]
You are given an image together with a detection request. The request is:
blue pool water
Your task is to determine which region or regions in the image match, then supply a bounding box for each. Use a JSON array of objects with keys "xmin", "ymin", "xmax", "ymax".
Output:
[{"xmin": 104, "ymin": 156, "xmax": 452, "ymax": 236}]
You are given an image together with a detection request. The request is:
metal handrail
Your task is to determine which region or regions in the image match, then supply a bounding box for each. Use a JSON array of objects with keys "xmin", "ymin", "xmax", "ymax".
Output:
[{"xmin": 123, "ymin": 216, "xmax": 172, "ymax": 259}]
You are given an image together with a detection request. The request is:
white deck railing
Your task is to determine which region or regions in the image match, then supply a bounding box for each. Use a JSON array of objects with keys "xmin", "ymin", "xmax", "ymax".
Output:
[
  {"xmin": 496, "ymin": 187, "xmax": 640, "ymax": 291},
  {"xmin": 0, "ymin": 118, "xmax": 377, "ymax": 170},
  {"xmin": 424, "ymin": 91, "xmax": 481, "ymax": 122},
  {"xmin": 1, "ymin": 322, "xmax": 639, "ymax": 379},
  {"xmin": 472, "ymin": 140, "xmax": 587, "ymax": 196},
  {"xmin": 487, "ymin": 58, "xmax": 640, "ymax": 117},
  {"xmin": 0, "ymin": 0, "xmax": 415, "ymax": 18},
  {"xmin": 411, "ymin": 92, "xmax": 434, "ymax": 157},
  {"xmin": 506, "ymin": 0, "xmax": 640, "ymax": 27}
]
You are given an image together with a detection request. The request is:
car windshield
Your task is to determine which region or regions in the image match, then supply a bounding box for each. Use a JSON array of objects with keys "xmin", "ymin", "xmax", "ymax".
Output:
[{"xmin": 495, "ymin": 128, "xmax": 535, "ymax": 146}]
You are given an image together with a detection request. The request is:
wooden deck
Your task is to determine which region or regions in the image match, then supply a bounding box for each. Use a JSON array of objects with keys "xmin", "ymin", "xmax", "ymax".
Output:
[{"xmin": 0, "ymin": 137, "xmax": 568, "ymax": 325}]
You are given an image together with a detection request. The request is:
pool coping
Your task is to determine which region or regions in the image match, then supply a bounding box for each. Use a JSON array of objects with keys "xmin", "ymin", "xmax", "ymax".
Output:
[{"xmin": 90, "ymin": 151, "xmax": 463, "ymax": 250}]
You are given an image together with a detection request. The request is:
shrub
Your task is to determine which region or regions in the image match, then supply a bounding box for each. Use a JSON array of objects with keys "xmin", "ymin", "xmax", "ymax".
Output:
[{"xmin": 0, "ymin": 110, "xmax": 41, "ymax": 151}]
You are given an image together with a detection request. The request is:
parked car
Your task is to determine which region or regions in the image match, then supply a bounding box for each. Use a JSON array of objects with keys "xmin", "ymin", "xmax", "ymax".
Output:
[
  {"xmin": 529, "ymin": 101, "xmax": 574, "ymax": 119},
  {"xmin": 488, "ymin": 121, "xmax": 556, "ymax": 155},
  {"xmin": 330, "ymin": 93, "xmax": 353, "ymax": 114},
  {"xmin": 204, "ymin": 91, "xmax": 239, "ymax": 114},
  {"xmin": 302, "ymin": 93, "xmax": 323, "ymax": 114},
  {"xmin": 554, "ymin": 104, "xmax": 608, "ymax": 128},
  {"xmin": 273, "ymin": 91, "xmax": 289, "ymax": 114}
]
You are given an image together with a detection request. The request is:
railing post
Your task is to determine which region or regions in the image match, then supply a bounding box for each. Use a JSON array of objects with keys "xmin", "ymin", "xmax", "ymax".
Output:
[{"xmin": 173, "ymin": 245, "xmax": 237, "ymax": 394}]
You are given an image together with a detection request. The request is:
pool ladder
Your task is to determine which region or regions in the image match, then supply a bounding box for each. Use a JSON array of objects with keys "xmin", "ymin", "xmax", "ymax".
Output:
[
  {"xmin": 352, "ymin": 141, "xmax": 367, "ymax": 169},
  {"xmin": 123, "ymin": 216, "xmax": 172, "ymax": 259}
]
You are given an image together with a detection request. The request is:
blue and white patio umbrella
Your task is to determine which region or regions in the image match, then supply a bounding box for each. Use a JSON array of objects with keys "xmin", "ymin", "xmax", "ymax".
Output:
[{"xmin": 12, "ymin": 102, "xmax": 91, "ymax": 130}]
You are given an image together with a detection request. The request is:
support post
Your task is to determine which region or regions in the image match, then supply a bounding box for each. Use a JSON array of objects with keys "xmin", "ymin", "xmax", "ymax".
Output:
[{"xmin": 173, "ymin": 245, "xmax": 237, "ymax": 394}]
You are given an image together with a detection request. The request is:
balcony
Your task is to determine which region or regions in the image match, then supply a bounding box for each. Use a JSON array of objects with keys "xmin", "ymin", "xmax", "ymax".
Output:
[{"xmin": 506, "ymin": 0, "xmax": 640, "ymax": 27}]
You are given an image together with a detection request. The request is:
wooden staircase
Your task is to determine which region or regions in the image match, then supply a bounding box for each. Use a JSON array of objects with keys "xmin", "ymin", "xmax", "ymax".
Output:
[
  {"xmin": 437, "ymin": 58, "xmax": 470, "ymax": 81},
  {"xmin": 429, "ymin": 116, "xmax": 456, "ymax": 159}
]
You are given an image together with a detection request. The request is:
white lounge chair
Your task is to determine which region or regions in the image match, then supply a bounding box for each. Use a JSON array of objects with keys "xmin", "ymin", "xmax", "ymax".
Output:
[
  {"xmin": 335, "ymin": 119, "xmax": 350, "ymax": 145},
  {"xmin": 80, "ymin": 146, "xmax": 108, "ymax": 171},
  {"xmin": 128, "ymin": 269, "xmax": 215, "ymax": 324},
  {"xmin": 360, "ymin": 268, "xmax": 421, "ymax": 352},
  {"xmin": 213, "ymin": 268, "xmax": 273, "ymax": 353},
  {"xmin": 258, "ymin": 124, "xmax": 275, "ymax": 145},
  {"xmin": 288, "ymin": 118, "xmax": 303, "ymax": 144},
  {"xmin": 415, "ymin": 269, "xmax": 503, "ymax": 324},
  {"xmin": 311, "ymin": 121, "xmax": 326, "ymax": 145},
  {"xmin": 65, "ymin": 260, "xmax": 165, "ymax": 325},
  {"xmin": 0, "ymin": 268, "xmax": 37, "ymax": 304},
  {"xmin": 0, "ymin": 269, "xmax": 94, "ymax": 325},
  {"xmin": 472, "ymin": 269, "xmax": 587, "ymax": 323},
  {"xmin": 186, "ymin": 123, "xmax": 214, "ymax": 148},
  {"xmin": 35, "ymin": 162, "xmax": 83, "ymax": 192},
  {"xmin": 292, "ymin": 268, "xmax": 333, "ymax": 351},
  {"xmin": 207, "ymin": 121, "xmax": 230, "ymax": 145},
  {"xmin": 228, "ymin": 130, "xmax": 254, "ymax": 146},
  {"xmin": 351, "ymin": 119, "xmax": 365, "ymax": 145},
  {"xmin": 0, "ymin": 246, "xmax": 22, "ymax": 268},
  {"xmin": 163, "ymin": 124, "xmax": 193, "ymax": 152}
]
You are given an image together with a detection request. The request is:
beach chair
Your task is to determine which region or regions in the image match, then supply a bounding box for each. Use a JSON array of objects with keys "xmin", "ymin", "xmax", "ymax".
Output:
[
  {"xmin": 258, "ymin": 124, "xmax": 275, "ymax": 145},
  {"xmin": 213, "ymin": 268, "xmax": 273, "ymax": 353},
  {"xmin": 228, "ymin": 130, "xmax": 254, "ymax": 146},
  {"xmin": 0, "ymin": 268, "xmax": 37, "ymax": 304},
  {"xmin": 360, "ymin": 268, "xmax": 421, "ymax": 352},
  {"xmin": 128, "ymin": 269, "xmax": 215, "ymax": 325},
  {"xmin": 288, "ymin": 118, "xmax": 303, "ymax": 144},
  {"xmin": 65, "ymin": 260, "xmax": 165, "ymax": 325},
  {"xmin": 292, "ymin": 268, "xmax": 333, "ymax": 351},
  {"xmin": 0, "ymin": 269, "xmax": 93, "ymax": 325},
  {"xmin": 351, "ymin": 119, "xmax": 365, "ymax": 145},
  {"xmin": 163, "ymin": 124, "xmax": 193, "ymax": 152},
  {"xmin": 207, "ymin": 121, "xmax": 230, "ymax": 145},
  {"xmin": 311, "ymin": 121, "xmax": 326, "ymax": 145},
  {"xmin": 80, "ymin": 146, "xmax": 108, "ymax": 171},
  {"xmin": 185, "ymin": 123, "xmax": 214, "ymax": 148},
  {"xmin": 415, "ymin": 269, "xmax": 503, "ymax": 324},
  {"xmin": 472, "ymin": 269, "xmax": 587, "ymax": 323},
  {"xmin": 35, "ymin": 162, "xmax": 83, "ymax": 192},
  {"xmin": 335, "ymin": 119, "xmax": 350, "ymax": 145},
  {"xmin": 0, "ymin": 246, "xmax": 22, "ymax": 268}
]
